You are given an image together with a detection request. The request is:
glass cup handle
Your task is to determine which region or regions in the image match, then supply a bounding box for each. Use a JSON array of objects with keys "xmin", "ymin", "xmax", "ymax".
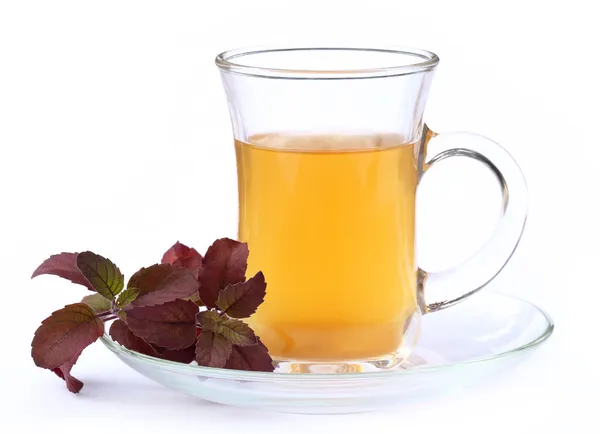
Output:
[{"xmin": 418, "ymin": 125, "xmax": 528, "ymax": 313}]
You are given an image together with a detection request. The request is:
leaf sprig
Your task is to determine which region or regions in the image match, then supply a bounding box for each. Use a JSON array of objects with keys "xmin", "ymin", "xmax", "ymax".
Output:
[{"xmin": 31, "ymin": 238, "xmax": 273, "ymax": 393}]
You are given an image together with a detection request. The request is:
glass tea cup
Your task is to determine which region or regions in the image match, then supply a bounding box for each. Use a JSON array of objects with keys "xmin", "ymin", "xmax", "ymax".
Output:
[{"xmin": 215, "ymin": 45, "xmax": 527, "ymax": 371}]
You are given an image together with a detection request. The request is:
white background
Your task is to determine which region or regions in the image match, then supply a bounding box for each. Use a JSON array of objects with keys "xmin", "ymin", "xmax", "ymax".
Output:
[{"xmin": 0, "ymin": 0, "xmax": 598, "ymax": 432}]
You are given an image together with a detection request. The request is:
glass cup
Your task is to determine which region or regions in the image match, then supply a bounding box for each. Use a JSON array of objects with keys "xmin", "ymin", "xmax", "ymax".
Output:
[{"xmin": 215, "ymin": 45, "xmax": 527, "ymax": 371}]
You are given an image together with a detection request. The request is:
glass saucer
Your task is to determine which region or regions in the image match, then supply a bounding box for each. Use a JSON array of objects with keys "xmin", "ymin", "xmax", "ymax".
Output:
[{"xmin": 100, "ymin": 291, "xmax": 553, "ymax": 414}]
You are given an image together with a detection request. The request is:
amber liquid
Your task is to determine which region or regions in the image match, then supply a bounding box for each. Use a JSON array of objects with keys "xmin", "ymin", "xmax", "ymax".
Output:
[{"xmin": 235, "ymin": 134, "xmax": 419, "ymax": 361}]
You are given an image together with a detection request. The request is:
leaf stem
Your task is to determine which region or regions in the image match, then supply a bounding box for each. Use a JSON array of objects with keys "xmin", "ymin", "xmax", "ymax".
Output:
[{"xmin": 97, "ymin": 311, "xmax": 117, "ymax": 322}]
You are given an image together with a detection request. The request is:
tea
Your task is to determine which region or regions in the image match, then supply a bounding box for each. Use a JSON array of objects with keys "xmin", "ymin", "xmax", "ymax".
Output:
[{"xmin": 235, "ymin": 134, "xmax": 419, "ymax": 361}]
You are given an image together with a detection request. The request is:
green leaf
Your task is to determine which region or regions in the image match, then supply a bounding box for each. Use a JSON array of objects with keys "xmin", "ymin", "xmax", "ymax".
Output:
[
  {"xmin": 195, "ymin": 331, "xmax": 232, "ymax": 368},
  {"xmin": 81, "ymin": 293, "xmax": 112, "ymax": 314},
  {"xmin": 76, "ymin": 252, "xmax": 124, "ymax": 300},
  {"xmin": 31, "ymin": 303, "xmax": 104, "ymax": 369},
  {"xmin": 116, "ymin": 287, "xmax": 139, "ymax": 308},
  {"xmin": 196, "ymin": 310, "xmax": 257, "ymax": 346}
]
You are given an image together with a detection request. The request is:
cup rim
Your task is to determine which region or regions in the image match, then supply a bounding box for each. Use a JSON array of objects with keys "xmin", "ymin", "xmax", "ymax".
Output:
[{"xmin": 215, "ymin": 45, "xmax": 439, "ymax": 80}]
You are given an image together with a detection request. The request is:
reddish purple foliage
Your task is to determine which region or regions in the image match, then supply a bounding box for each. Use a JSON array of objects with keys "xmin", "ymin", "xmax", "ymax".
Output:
[
  {"xmin": 197, "ymin": 238, "xmax": 248, "ymax": 308},
  {"xmin": 126, "ymin": 299, "xmax": 198, "ymax": 350},
  {"xmin": 32, "ymin": 253, "xmax": 94, "ymax": 290},
  {"xmin": 216, "ymin": 271, "xmax": 266, "ymax": 319},
  {"xmin": 51, "ymin": 352, "xmax": 84, "ymax": 393},
  {"xmin": 161, "ymin": 241, "xmax": 203, "ymax": 274},
  {"xmin": 128, "ymin": 264, "xmax": 199, "ymax": 308},
  {"xmin": 224, "ymin": 340, "xmax": 274, "ymax": 372},
  {"xmin": 195, "ymin": 331, "xmax": 232, "ymax": 368},
  {"xmin": 31, "ymin": 303, "xmax": 104, "ymax": 369}
]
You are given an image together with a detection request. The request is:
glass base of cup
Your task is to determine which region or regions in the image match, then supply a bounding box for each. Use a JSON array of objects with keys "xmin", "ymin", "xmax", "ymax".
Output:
[
  {"xmin": 272, "ymin": 350, "xmax": 411, "ymax": 373},
  {"xmin": 267, "ymin": 309, "xmax": 421, "ymax": 374},
  {"xmin": 271, "ymin": 323, "xmax": 420, "ymax": 373}
]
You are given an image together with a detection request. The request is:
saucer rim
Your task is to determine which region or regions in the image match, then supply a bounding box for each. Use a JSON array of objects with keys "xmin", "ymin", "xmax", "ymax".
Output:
[{"xmin": 100, "ymin": 291, "xmax": 554, "ymax": 381}]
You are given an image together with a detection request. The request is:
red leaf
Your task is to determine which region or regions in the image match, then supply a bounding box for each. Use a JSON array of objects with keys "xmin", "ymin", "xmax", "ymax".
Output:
[
  {"xmin": 224, "ymin": 340, "xmax": 274, "ymax": 372},
  {"xmin": 32, "ymin": 253, "xmax": 93, "ymax": 290},
  {"xmin": 110, "ymin": 320, "xmax": 195, "ymax": 363},
  {"xmin": 197, "ymin": 310, "xmax": 257, "ymax": 346},
  {"xmin": 195, "ymin": 331, "xmax": 232, "ymax": 368},
  {"xmin": 109, "ymin": 320, "xmax": 158, "ymax": 356},
  {"xmin": 153, "ymin": 345, "xmax": 196, "ymax": 364},
  {"xmin": 198, "ymin": 238, "xmax": 248, "ymax": 307},
  {"xmin": 161, "ymin": 241, "xmax": 203, "ymax": 274},
  {"xmin": 216, "ymin": 272, "xmax": 266, "ymax": 318},
  {"xmin": 128, "ymin": 264, "xmax": 199, "ymax": 308},
  {"xmin": 51, "ymin": 352, "xmax": 84, "ymax": 393},
  {"xmin": 126, "ymin": 299, "xmax": 198, "ymax": 350},
  {"xmin": 31, "ymin": 303, "xmax": 104, "ymax": 369}
]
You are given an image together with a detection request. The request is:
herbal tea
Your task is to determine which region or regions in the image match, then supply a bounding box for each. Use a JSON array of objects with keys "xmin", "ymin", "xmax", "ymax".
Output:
[{"xmin": 236, "ymin": 134, "xmax": 420, "ymax": 361}]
